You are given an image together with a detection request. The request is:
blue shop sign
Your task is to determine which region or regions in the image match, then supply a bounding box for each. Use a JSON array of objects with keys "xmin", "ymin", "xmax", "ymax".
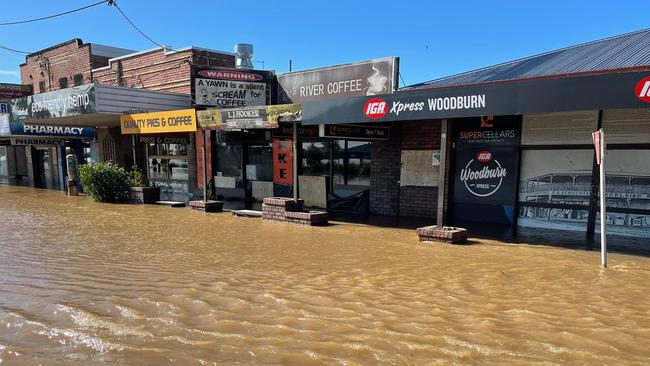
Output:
[{"xmin": 9, "ymin": 121, "xmax": 94, "ymax": 138}]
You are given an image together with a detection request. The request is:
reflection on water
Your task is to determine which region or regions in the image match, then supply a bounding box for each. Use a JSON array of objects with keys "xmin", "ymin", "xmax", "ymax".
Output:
[{"xmin": 1, "ymin": 185, "xmax": 649, "ymax": 365}]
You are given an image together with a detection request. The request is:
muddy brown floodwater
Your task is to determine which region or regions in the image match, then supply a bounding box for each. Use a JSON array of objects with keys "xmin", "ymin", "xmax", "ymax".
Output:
[{"xmin": 1, "ymin": 185, "xmax": 650, "ymax": 365}]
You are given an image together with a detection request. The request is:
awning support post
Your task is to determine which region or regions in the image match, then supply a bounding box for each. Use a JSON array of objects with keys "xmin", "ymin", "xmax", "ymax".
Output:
[
  {"xmin": 202, "ymin": 129, "xmax": 208, "ymax": 202},
  {"xmin": 436, "ymin": 119, "xmax": 448, "ymax": 228},
  {"xmin": 293, "ymin": 122, "xmax": 299, "ymax": 203}
]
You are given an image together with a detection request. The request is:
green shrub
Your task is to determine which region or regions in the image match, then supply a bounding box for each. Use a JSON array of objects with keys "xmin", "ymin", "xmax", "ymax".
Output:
[
  {"xmin": 129, "ymin": 166, "xmax": 146, "ymax": 187},
  {"xmin": 79, "ymin": 162, "xmax": 131, "ymax": 203}
]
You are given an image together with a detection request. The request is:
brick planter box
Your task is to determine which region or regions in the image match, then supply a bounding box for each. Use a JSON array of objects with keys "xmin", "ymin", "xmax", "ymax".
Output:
[
  {"xmin": 189, "ymin": 200, "xmax": 224, "ymax": 212},
  {"xmin": 416, "ymin": 226, "xmax": 468, "ymax": 244},
  {"xmin": 285, "ymin": 211, "xmax": 329, "ymax": 226},
  {"xmin": 262, "ymin": 197, "xmax": 327, "ymax": 226},
  {"xmin": 129, "ymin": 186, "xmax": 160, "ymax": 204}
]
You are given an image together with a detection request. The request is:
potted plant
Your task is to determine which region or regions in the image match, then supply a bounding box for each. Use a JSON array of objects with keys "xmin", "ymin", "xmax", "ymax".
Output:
[{"xmin": 128, "ymin": 166, "xmax": 160, "ymax": 204}]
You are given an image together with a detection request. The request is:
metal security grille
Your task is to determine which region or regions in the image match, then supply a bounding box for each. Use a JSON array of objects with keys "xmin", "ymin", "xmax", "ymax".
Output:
[{"xmin": 102, "ymin": 134, "xmax": 116, "ymax": 162}]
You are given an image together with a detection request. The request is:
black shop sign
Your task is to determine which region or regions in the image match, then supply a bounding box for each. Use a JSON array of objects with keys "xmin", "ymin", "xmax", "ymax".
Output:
[
  {"xmin": 452, "ymin": 116, "xmax": 521, "ymax": 225},
  {"xmin": 191, "ymin": 67, "xmax": 273, "ymax": 108},
  {"xmin": 321, "ymin": 124, "xmax": 390, "ymax": 141}
]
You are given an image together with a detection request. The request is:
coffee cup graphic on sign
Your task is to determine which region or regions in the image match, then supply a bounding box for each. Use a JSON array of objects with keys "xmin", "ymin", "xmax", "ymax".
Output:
[{"xmin": 366, "ymin": 64, "xmax": 388, "ymax": 96}]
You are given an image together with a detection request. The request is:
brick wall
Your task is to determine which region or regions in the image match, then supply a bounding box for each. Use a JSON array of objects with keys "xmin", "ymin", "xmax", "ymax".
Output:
[
  {"xmin": 20, "ymin": 39, "xmax": 97, "ymax": 93},
  {"xmin": 398, "ymin": 120, "xmax": 442, "ymax": 219},
  {"xmin": 399, "ymin": 186, "xmax": 438, "ymax": 218},
  {"xmin": 92, "ymin": 48, "xmax": 235, "ymax": 93},
  {"xmin": 401, "ymin": 120, "xmax": 441, "ymax": 150},
  {"xmin": 369, "ymin": 124, "xmax": 401, "ymax": 216}
]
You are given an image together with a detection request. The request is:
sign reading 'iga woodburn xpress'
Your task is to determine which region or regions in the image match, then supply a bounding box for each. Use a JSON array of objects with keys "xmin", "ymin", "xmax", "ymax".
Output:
[{"xmin": 120, "ymin": 109, "xmax": 197, "ymax": 134}]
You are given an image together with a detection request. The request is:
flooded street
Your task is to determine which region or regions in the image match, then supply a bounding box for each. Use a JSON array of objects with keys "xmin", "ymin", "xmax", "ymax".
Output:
[{"xmin": 1, "ymin": 185, "xmax": 649, "ymax": 365}]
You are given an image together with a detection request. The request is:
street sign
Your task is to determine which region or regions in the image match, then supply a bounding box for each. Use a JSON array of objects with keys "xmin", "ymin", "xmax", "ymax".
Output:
[{"xmin": 592, "ymin": 129, "xmax": 607, "ymax": 268}]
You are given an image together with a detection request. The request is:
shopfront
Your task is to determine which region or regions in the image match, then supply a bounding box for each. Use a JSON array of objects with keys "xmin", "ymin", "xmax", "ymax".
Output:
[
  {"xmin": 300, "ymin": 69, "xmax": 650, "ymax": 238},
  {"xmin": 5, "ymin": 84, "xmax": 191, "ymax": 191},
  {"xmin": 0, "ymin": 83, "xmax": 33, "ymax": 186},
  {"xmin": 197, "ymin": 104, "xmax": 300, "ymax": 205},
  {"xmin": 120, "ymin": 109, "xmax": 197, "ymax": 202}
]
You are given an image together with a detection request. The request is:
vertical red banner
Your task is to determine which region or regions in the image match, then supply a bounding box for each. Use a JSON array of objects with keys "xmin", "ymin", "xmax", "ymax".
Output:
[
  {"xmin": 273, "ymin": 138, "xmax": 293, "ymax": 184},
  {"xmin": 196, "ymin": 129, "xmax": 212, "ymax": 189}
]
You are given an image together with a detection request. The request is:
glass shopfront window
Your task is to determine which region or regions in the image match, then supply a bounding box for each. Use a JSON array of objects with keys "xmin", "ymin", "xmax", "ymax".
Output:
[
  {"xmin": 146, "ymin": 137, "xmax": 190, "ymax": 200},
  {"xmin": 301, "ymin": 140, "xmax": 371, "ymax": 196},
  {"xmin": 0, "ymin": 146, "xmax": 8, "ymax": 177},
  {"xmin": 246, "ymin": 144, "xmax": 273, "ymax": 181}
]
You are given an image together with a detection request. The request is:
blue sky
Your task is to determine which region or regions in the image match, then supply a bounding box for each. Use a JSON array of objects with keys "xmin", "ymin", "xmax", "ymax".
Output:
[{"xmin": 1, "ymin": 0, "xmax": 648, "ymax": 86}]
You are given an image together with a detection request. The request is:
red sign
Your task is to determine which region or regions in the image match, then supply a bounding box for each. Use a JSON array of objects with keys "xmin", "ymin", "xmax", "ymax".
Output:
[
  {"xmin": 273, "ymin": 138, "xmax": 293, "ymax": 184},
  {"xmin": 592, "ymin": 130, "xmax": 602, "ymax": 165},
  {"xmin": 363, "ymin": 98, "xmax": 388, "ymax": 119},
  {"xmin": 635, "ymin": 76, "xmax": 650, "ymax": 103},
  {"xmin": 197, "ymin": 70, "xmax": 263, "ymax": 81},
  {"xmin": 476, "ymin": 150, "xmax": 492, "ymax": 163}
]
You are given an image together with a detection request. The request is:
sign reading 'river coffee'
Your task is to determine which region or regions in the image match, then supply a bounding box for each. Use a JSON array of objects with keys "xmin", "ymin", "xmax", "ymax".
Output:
[
  {"xmin": 278, "ymin": 57, "xmax": 398, "ymax": 104},
  {"xmin": 191, "ymin": 67, "xmax": 273, "ymax": 108},
  {"xmin": 452, "ymin": 116, "xmax": 521, "ymax": 225}
]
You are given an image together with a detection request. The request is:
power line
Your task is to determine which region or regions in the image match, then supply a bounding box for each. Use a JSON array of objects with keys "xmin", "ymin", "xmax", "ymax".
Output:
[
  {"xmin": 111, "ymin": 2, "xmax": 166, "ymax": 49},
  {"xmin": 0, "ymin": 44, "xmax": 31, "ymax": 55},
  {"xmin": 0, "ymin": 0, "xmax": 109, "ymax": 26}
]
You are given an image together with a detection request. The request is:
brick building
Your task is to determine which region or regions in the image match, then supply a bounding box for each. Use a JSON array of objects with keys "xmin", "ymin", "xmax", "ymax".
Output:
[
  {"xmin": 19, "ymin": 39, "xmax": 134, "ymax": 94},
  {"xmin": 15, "ymin": 38, "xmax": 235, "ymax": 199}
]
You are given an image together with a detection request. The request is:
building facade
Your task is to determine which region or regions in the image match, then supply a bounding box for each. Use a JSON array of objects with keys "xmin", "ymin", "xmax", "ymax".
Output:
[{"xmin": 12, "ymin": 38, "xmax": 235, "ymax": 200}]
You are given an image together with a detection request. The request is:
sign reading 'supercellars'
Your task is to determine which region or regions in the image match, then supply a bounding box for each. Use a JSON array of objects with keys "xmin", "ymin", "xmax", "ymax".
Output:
[
  {"xmin": 191, "ymin": 67, "xmax": 273, "ymax": 108},
  {"xmin": 120, "ymin": 109, "xmax": 197, "ymax": 134},
  {"xmin": 452, "ymin": 116, "xmax": 521, "ymax": 225},
  {"xmin": 278, "ymin": 57, "xmax": 398, "ymax": 103}
]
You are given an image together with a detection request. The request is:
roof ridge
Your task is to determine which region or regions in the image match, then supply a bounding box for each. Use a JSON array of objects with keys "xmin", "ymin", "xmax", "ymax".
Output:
[{"xmin": 408, "ymin": 27, "xmax": 650, "ymax": 88}]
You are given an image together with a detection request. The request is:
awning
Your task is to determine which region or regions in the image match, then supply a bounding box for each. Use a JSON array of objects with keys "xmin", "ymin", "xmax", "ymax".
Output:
[
  {"xmin": 301, "ymin": 70, "xmax": 650, "ymax": 125},
  {"xmin": 8, "ymin": 84, "xmax": 191, "ymax": 128}
]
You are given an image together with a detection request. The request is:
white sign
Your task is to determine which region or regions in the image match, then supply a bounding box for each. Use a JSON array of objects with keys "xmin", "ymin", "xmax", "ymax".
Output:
[{"xmin": 194, "ymin": 78, "xmax": 266, "ymax": 108}]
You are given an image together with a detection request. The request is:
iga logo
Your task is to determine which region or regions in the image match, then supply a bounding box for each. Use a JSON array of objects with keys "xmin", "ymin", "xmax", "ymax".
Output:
[
  {"xmin": 635, "ymin": 76, "xmax": 650, "ymax": 103},
  {"xmin": 363, "ymin": 98, "xmax": 387, "ymax": 119},
  {"xmin": 460, "ymin": 150, "xmax": 507, "ymax": 197},
  {"xmin": 476, "ymin": 150, "xmax": 492, "ymax": 163}
]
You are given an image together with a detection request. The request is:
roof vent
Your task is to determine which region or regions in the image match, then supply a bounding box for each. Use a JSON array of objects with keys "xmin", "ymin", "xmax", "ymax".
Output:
[{"xmin": 234, "ymin": 43, "xmax": 254, "ymax": 70}]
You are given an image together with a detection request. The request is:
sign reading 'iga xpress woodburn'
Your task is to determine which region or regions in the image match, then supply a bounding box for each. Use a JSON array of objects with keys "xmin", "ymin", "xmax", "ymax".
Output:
[{"xmin": 120, "ymin": 109, "xmax": 197, "ymax": 134}]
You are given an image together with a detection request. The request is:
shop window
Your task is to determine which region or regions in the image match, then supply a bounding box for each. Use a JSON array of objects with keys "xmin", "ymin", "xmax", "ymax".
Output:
[
  {"xmin": 0, "ymin": 146, "xmax": 8, "ymax": 176},
  {"xmin": 216, "ymin": 143, "xmax": 242, "ymax": 179},
  {"xmin": 301, "ymin": 140, "xmax": 371, "ymax": 193},
  {"xmin": 73, "ymin": 74, "xmax": 84, "ymax": 86},
  {"xmin": 148, "ymin": 142, "xmax": 189, "ymax": 183},
  {"xmin": 518, "ymin": 149, "xmax": 593, "ymax": 231},
  {"xmin": 246, "ymin": 144, "xmax": 273, "ymax": 181},
  {"xmin": 301, "ymin": 142, "xmax": 330, "ymax": 176},
  {"xmin": 102, "ymin": 134, "xmax": 116, "ymax": 162},
  {"xmin": 58, "ymin": 77, "xmax": 68, "ymax": 89},
  {"xmin": 38, "ymin": 81, "xmax": 46, "ymax": 93}
]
